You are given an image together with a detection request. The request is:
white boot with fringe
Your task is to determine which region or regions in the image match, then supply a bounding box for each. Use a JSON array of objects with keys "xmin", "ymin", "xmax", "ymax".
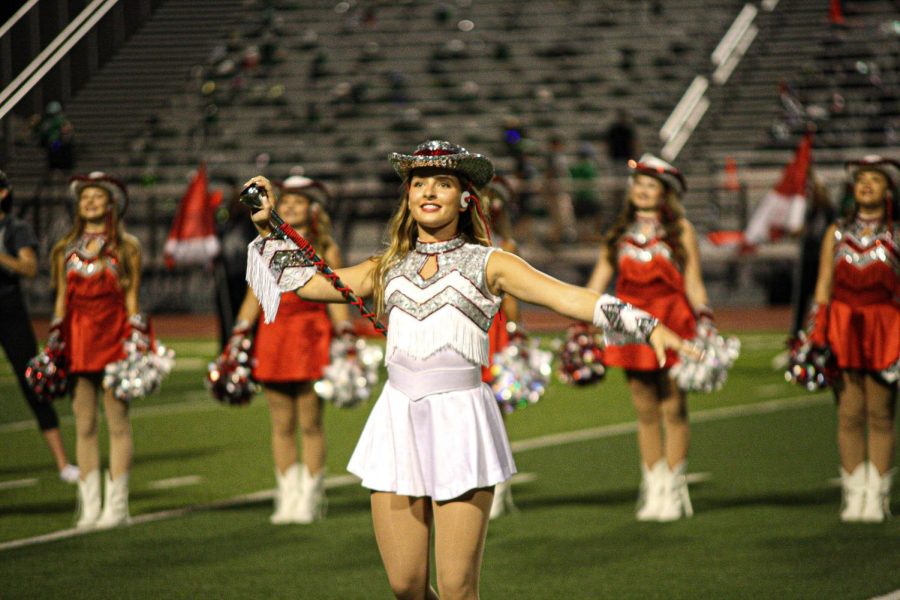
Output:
[
  {"xmin": 96, "ymin": 471, "xmax": 131, "ymax": 529},
  {"xmin": 636, "ymin": 460, "xmax": 666, "ymax": 521},
  {"xmin": 75, "ymin": 470, "xmax": 102, "ymax": 529},
  {"xmin": 293, "ymin": 466, "xmax": 326, "ymax": 524},
  {"xmin": 840, "ymin": 463, "xmax": 867, "ymax": 522},
  {"xmin": 860, "ymin": 462, "xmax": 894, "ymax": 523},
  {"xmin": 490, "ymin": 480, "xmax": 517, "ymax": 520},
  {"xmin": 271, "ymin": 464, "xmax": 301, "ymax": 525},
  {"xmin": 657, "ymin": 462, "xmax": 693, "ymax": 522}
]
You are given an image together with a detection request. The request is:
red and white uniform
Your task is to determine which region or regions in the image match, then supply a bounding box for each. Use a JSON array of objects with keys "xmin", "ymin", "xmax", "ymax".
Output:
[
  {"xmin": 253, "ymin": 292, "xmax": 332, "ymax": 383},
  {"xmin": 825, "ymin": 218, "xmax": 900, "ymax": 372},
  {"xmin": 63, "ymin": 234, "xmax": 128, "ymax": 373},
  {"xmin": 605, "ymin": 218, "xmax": 696, "ymax": 371}
]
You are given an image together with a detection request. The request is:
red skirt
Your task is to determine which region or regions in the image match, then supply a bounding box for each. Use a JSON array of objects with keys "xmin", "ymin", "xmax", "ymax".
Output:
[
  {"xmin": 605, "ymin": 274, "xmax": 695, "ymax": 371},
  {"xmin": 64, "ymin": 270, "xmax": 128, "ymax": 374},
  {"xmin": 827, "ymin": 262, "xmax": 900, "ymax": 371},
  {"xmin": 253, "ymin": 292, "xmax": 332, "ymax": 383},
  {"xmin": 482, "ymin": 308, "xmax": 510, "ymax": 381}
]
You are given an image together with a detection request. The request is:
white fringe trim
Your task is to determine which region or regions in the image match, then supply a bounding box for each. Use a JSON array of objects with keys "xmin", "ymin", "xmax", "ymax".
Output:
[
  {"xmin": 386, "ymin": 308, "xmax": 490, "ymax": 366},
  {"xmin": 245, "ymin": 236, "xmax": 315, "ymax": 324},
  {"xmin": 246, "ymin": 243, "xmax": 282, "ymax": 323}
]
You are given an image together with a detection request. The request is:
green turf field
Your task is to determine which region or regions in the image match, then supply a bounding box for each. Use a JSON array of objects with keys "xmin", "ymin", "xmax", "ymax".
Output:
[{"xmin": 1, "ymin": 333, "xmax": 897, "ymax": 599}]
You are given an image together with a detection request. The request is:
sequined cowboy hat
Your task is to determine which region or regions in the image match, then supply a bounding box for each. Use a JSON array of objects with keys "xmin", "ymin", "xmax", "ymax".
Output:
[
  {"xmin": 69, "ymin": 172, "xmax": 129, "ymax": 215},
  {"xmin": 277, "ymin": 175, "xmax": 331, "ymax": 206},
  {"xmin": 846, "ymin": 155, "xmax": 900, "ymax": 191},
  {"xmin": 389, "ymin": 140, "xmax": 494, "ymax": 189},
  {"xmin": 628, "ymin": 153, "xmax": 687, "ymax": 196}
]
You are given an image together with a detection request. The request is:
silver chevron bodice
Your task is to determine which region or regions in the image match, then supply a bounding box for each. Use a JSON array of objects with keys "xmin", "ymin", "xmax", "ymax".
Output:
[
  {"xmin": 65, "ymin": 234, "xmax": 119, "ymax": 277},
  {"xmin": 618, "ymin": 220, "xmax": 675, "ymax": 264},
  {"xmin": 384, "ymin": 236, "xmax": 501, "ymax": 365},
  {"xmin": 833, "ymin": 218, "xmax": 900, "ymax": 276}
]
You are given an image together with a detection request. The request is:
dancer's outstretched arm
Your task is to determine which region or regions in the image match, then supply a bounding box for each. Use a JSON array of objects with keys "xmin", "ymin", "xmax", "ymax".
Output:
[
  {"xmin": 244, "ymin": 174, "xmax": 377, "ymax": 304},
  {"xmin": 487, "ymin": 250, "xmax": 697, "ymax": 366}
]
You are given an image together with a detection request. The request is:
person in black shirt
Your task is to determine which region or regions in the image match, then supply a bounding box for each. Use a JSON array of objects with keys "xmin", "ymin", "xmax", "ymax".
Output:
[{"xmin": 0, "ymin": 171, "xmax": 78, "ymax": 483}]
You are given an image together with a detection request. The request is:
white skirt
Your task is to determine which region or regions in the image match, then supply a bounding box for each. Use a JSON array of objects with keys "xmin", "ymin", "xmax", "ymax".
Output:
[{"xmin": 347, "ymin": 351, "xmax": 517, "ymax": 501}]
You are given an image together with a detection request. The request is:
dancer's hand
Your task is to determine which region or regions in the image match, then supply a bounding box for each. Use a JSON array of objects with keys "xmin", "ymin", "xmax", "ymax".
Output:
[
  {"xmin": 649, "ymin": 324, "xmax": 703, "ymax": 368},
  {"xmin": 243, "ymin": 176, "xmax": 277, "ymax": 237}
]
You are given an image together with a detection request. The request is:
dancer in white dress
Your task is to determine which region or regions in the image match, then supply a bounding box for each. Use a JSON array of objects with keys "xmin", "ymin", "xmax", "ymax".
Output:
[{"xmin": 244, "ymin": 140, "xmax": 696, "ymax": 600}]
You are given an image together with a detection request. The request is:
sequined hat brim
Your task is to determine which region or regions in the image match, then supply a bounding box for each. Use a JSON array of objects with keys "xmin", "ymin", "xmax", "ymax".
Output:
[
  {"xmin": 847, "ymin": 160, "xmax": 900, "ymax": 191},
  {"xmin": 69, "ymin": 178, "xmax": 128, "ymax": 215},
  {"xmin": 630, "ymin": 166, "xmax": 687, "ymax": 196},
  {"xmin": 389, "ymin": 153, "xmax": 495, "ymax": 189}
]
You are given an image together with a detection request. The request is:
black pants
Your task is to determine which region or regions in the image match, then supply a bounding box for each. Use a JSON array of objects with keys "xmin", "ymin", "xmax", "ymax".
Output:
[{"xmin": 0, "ymin": 287, "xmax": 59, "ymax": 431}]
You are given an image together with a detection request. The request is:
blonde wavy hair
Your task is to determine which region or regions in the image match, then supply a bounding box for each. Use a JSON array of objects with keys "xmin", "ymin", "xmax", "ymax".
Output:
[{"xmin": 372, "ymin": 176, "xmax": 491, "ymax": 316}]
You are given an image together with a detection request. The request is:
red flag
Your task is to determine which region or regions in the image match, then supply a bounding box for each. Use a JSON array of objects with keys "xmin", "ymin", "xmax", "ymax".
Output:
[
  {"xmin": 744, "ymin": 132, "xmax": 813, "ymax": 246},
  {"xmin": 829, "ymin": 0, "xmax": 845, "ymax": 25},
  {"xmin": 164, "ymin": 163, "xmax": 221, "ymax": 269}
]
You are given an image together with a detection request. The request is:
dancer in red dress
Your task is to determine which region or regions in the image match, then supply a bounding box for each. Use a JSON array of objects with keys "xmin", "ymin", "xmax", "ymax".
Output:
[
  {"xmin": 234, "ymin": 176, "xmax": 351, "ymax": 524},
  {"xmin": 51, "ymin": 172, "xmax": 141, "ymax": 529},
  {"xmin": 809, "ymin": 156, "xmax": 899, "ymax": 522},
  {"xmin": 587, "ymin": 154, "xmax": 712, "ymax": 521}
]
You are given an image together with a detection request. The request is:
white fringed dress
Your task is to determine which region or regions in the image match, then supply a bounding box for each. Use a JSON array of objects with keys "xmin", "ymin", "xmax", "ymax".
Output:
[{"xmin": 347, "ymin": 236, "xmax": 516, "ymax": 501}]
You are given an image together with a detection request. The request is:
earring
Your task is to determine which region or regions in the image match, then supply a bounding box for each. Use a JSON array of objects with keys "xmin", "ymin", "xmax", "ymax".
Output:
[{"xmin": 460, "ymin": 191, "xmax": 471, "ymax": 209}]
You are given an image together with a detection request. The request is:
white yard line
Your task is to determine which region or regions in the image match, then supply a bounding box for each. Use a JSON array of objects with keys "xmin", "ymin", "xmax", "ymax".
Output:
[
  {"xmin": 147, "ymin": 475, "xmax": 204, "ymax": 490},
  {"xmin": 0, "ymin": 478, "xmax": 38, "ymax": 491},
  {"xmin": 0, "ymin": 393, "xmax": 828, "ymax": 552},
  {"xmin": 869, "ymin": 591, "xmax": 900, "ymax": 600},
  {"xmin": 0, "ymin": 392, "xmax": 235, "ymax": 433},
  {"xmin": 511, "ymin": 393, "xmax": 828, "ymax": 453}
]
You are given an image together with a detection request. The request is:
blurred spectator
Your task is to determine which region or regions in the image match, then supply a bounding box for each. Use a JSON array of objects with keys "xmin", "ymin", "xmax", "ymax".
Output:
[
  {"xmin": 309, "ymin": 51, "xmax": 329, "ymax": 81},
  {"xmin": 34, "ymin": 101, "xmax": 75, "ymax": 171},
  {"xmin": 569, "ymin": 142, "xmax": 604, "ymax": 239},
  {"xmin": 0, "ymin": 170, "xmax": 78, "ymax": 481},
  {"xmin": 541, "ymin": 135, "xmax": 577, "ymax": 243},
  {"xmin": 606, "ymin": 109, "xmax": 638, "ymax": 165},
  {"xmin": 605, "ymin": 109, "xmax": 639, "ymax": 205},
  {"xmin": 790, "ymin": 174, "xmax": 835, "ymax": 334}
]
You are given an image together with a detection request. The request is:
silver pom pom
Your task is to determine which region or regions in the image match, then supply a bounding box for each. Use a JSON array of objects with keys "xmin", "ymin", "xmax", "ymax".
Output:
[
  {"xmin": 103, "ymin": 324, "xmax": 175, "ymax": 403},
  {"xmin": 316, "ymin": 336, "xmax": 383, "ymax": 408},
  {"xmin": 669, "ymin": 321, "xmax": 740, "ymax": 393},
  {"xmin": 486, "ymin": 334, "xmax": 553, "ymax": 413}
]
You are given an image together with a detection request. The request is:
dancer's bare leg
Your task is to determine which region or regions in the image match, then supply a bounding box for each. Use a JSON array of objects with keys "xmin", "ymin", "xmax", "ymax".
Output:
[
  {"xmin": 103, "ymin": 388, "xmax": 132, "ymax": 479},
  {"xmin": 433, "ymin": 488, "xmax": 493, "ymax": 600},
  {"xmin": 266, "ymin": 385, "xmax": 298, "ymax": 474},
  {"xmin": 42, "ymin": 428, "xmax": 70, "ymax": 471},
  {"xmin": 296, "ymin": 382, "xmax": 325, "ymax": 475},
  {"xmin": 659, "ymin": 376, "xmax": 689, "ymax": 468},
  {"xmin": 371, "ymin": 492, "xmax": 438, "ymax": 600},
  {"xmin": 72, "ymin": 376, "xmax": 100, "ymax": 478},
  {"xmin": 627, "ymin": 371, "xmax": 663, "ymax": 467},
  {"xmin": 837, "ymin": 371, "xmax": 867, "ymax": 472}
]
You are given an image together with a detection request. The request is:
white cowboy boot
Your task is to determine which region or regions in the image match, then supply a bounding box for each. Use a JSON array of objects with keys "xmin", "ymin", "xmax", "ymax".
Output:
[
  {"xmin": 96, "ymin": 471, "xmax": 131, "ymax": 529},
  {"xmin": 860, "ymin": 462, "xmax": 894, "ymax": 523},
  {"xmin": 490, "ymin": 480, "xmax": 517, "ymax": 520},
  {"xmin": 270, "ymin": 464, "xmax": 301, "ymax": 525},
  {"xmin": 75, "ymin": 470, "xmax": 102, "ymax": 529},
  {"xmin": 293, "ymin": 465, "xmax": 325, "ymax": 524},
  {"xmin": 636, "ymin": 460, "xmax": 666, "ymax": 521},
  {"xmin": 839, "ymin": 463, "xmax": 867, "ymax": 522},
  {"xmin": 657, "ymin": 461, "xmax": 693, "ymax": 522}
]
